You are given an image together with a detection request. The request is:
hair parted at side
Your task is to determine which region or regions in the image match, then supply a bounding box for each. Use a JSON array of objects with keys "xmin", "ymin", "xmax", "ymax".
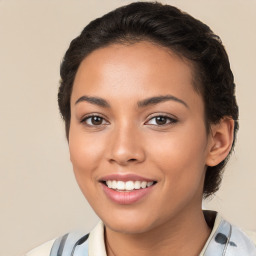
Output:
[{"xmin": 58, "ymin": 1, "xmax": 239, "ymax": 198}]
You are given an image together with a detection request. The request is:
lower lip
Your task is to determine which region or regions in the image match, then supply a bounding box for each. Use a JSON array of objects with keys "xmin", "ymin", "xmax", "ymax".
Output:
[{"xmin": 101, "ymin": 183, "xmax": 155, "ymax": 205}]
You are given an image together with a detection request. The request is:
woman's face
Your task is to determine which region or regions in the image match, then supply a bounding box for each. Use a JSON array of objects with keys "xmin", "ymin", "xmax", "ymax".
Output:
[{"xmin": 69, "ymin": 41, "xmax": 212, "ymax": 234}]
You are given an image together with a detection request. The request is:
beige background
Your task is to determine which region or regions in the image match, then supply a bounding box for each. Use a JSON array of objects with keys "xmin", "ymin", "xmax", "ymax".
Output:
[{"xmin": 0, "ymin": 0, "xmax": 255, "ymax": 255}]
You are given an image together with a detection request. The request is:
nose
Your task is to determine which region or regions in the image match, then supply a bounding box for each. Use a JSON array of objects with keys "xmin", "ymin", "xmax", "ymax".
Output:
[{"xmin": 107, "ymin": 124, "xmax": 146, "ymax": 166}]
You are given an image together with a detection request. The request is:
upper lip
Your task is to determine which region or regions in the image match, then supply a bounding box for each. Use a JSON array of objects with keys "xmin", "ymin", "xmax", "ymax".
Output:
[{"xmin": 99, "ymin": 173, "xmax": 156, "ymax": 182}]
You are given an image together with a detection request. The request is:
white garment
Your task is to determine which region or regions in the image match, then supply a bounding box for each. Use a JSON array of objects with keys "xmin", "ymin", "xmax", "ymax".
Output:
[{"xmin": 26, "ymin": 211, "xmax": 256, "ymax": 256}]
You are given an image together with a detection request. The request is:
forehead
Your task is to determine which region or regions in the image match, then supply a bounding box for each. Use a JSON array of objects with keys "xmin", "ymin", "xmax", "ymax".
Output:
[{"xmin": 71, "ymin": 41, "xmax": 201, "ymax": 108}]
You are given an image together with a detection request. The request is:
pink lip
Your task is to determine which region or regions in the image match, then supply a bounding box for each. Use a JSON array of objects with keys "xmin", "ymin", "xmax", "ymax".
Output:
[
  {"xmin": 99, "ymin": 173, "xmax": 155, "ymax": 182},
  {"xmin": 101, "ymin": 183, "xmax": 155, "ymax": 205}
]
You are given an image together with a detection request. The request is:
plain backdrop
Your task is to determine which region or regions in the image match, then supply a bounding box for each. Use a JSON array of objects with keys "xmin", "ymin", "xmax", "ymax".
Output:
[{"xmin": 0, "ymin": 0, "xmax": 255, "ymax": 255}]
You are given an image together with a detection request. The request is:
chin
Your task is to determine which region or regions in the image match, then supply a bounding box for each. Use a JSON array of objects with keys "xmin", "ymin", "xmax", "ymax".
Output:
[
  {"xmin": 101, "ymin": 211, "xmax": 160, "ymax": 235},
  {"xmin": 106, "ymin": 221, "xmax": 153, "ymax": 234}
]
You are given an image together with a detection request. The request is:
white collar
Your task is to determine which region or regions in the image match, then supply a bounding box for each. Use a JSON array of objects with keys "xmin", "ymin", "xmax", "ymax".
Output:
[
  {"xmin": 88, "ymin": 211, "xmax": 256, "ymax": 256},
  {"xmin": 88, "ymin": 211, "xmax": 222, "ymax": 255}
]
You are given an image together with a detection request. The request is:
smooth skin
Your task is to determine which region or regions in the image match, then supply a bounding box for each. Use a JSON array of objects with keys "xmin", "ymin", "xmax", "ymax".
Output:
[{"xmin": 69, "ymin": 41, "xmax": 234, "ymax": 256}]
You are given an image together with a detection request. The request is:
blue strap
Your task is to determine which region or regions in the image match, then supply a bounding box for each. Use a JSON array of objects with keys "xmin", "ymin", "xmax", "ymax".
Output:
[{"xmin": 50, "ymin": 232, "xmax": 89, "ymax": 256}]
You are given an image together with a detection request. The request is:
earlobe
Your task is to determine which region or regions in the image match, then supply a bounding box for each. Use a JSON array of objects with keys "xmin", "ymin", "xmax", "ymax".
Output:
[{"xmin": 206, "ymin": 117, "xmax": 234, "ymax": 167}]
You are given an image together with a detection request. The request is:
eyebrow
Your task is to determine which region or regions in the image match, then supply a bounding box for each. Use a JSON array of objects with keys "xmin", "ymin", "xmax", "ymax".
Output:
[{"xmin": 75, "ymin": 95, "xmax": 188, "ymax": 108}]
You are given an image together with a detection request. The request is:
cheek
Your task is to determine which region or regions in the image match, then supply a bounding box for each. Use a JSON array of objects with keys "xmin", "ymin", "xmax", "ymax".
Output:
[
  {"xmin": 68, "ymin": 125, "xmax": 106, "ymax": 204},
  {"xmin": 69, "ymin": 125, "xmax": 104, "ymax": 169},
  {"xmin": 147, "ymin": 123, "xmax": 208, "ymax": 188},
  {"xmin": 68, "ymin": 124, "xmax": 108, "ymax": 195}
]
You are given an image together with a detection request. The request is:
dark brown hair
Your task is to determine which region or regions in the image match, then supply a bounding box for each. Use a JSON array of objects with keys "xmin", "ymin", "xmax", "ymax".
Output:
[{"xmin": 58, "ymin": 1, "xmax": 239, "ymax": 198}]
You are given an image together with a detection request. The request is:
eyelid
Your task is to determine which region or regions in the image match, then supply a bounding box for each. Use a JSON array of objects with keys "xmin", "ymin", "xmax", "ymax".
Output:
[
  {"xmin": 80, "ymin": 113, "xmax": 109, "ymax": 126},
  {"xmin": 80, "ymin": 113, "xmax": 178, "ymax": 127},
  {"xmin": 145, "ymin": 113, "xmax": 178, "ymax": 126}
]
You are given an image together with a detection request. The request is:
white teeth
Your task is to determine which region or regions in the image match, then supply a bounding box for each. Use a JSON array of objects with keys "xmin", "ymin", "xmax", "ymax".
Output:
[
  {"xmin": 134, "ymin": 181, "xmax": 141, "ymax": 189},
  {"xmin": 147, "ymin": 181, "xmax": 153, "ymax": 187},
  {"xmin": 141, "ymin": 181, "xmax": 147, "ymax": 189},
  {"xmin": 117, "ymin": 181, "xmax": 125, "ymax": 190},
  {"xmin": 112, "ymin": 180, "xmax": 117, "ymax": 189},
  {"xmin": 106, "ymin": 180, "xmax": 112, "ymax": 188},
  {"xmin": 125, "ymin": 181, "xmax": 134, "ymax": 190},
  {"xmin": 105, "ymin": 180, "xmax": 155, "ymax": 191}
]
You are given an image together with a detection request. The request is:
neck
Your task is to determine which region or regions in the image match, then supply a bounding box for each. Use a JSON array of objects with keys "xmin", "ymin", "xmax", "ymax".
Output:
[{"xmin": 105, "ymin": 207, "xmax": 211, "ymax": 256}]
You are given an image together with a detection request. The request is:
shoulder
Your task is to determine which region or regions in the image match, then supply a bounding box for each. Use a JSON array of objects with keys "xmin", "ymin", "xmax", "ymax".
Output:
[
  {"xmin": 25, "ymin": 221, "xmax": 106, "ymax": 256},
  {"xmin": 25, "ymin": 239, "xmax": 55, "ymax": 256},
  {"xmin": 230, "ymin": 225, "xmax": 256, "ymax": 250},
  {"xmin": 25, "ymin": 232, "xmax": 89, "ymax": 256},
  {"xmin": 243, "ymin": 229, "xmax": 256, "ymax": 245},
  {"xmin": 201, "ymin": 211, "xmax": 256, "ymax": 255},
  {"xmin": 213, "ymin": 217, "xmax": 256, "ymax": 255}
]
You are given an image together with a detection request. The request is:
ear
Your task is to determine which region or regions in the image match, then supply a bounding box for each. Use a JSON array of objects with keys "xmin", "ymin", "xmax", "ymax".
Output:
[{"xmin": 206, "ymin": 117, "xmax": 235, "ymax": 167}]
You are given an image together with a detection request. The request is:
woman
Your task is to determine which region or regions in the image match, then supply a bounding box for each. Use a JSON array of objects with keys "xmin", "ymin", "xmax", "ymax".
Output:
[{"xmin": 27, "ymin": 1, "xmax": 256, "ymax": 255}]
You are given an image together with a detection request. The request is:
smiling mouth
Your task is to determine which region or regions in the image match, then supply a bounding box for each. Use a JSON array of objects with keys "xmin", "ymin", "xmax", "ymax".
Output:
[{"xmin": 101, "ymin": 180, "xmax": 157, "ymax": 192}]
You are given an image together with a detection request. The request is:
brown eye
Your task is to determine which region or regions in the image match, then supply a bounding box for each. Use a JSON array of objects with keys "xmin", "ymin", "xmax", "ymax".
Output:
[
  {"xmin": 81, "ymin": 115, "xmax": 107, "ymax": 126},
  {"xmin": 155, "ymin": 116, "xmax": 168, "ymax": 125},
  {"xmin": 91, "ymin": 116, "xmax": 103, "ymax": 125},
  {"xmin": 146, "ymin": 115, "xmax": 177, "ymax": 126}
]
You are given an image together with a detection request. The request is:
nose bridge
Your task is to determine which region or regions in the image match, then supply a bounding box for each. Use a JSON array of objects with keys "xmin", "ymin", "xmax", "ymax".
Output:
[{"xmin": 107, "ymin": 119, "xmax": 145, "ymax": 165}]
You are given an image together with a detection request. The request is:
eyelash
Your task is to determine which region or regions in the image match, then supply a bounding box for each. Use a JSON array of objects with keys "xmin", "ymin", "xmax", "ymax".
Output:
[{"xmin": 80, "ymin": 114, "xmax": 178, "ymax": 127}]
